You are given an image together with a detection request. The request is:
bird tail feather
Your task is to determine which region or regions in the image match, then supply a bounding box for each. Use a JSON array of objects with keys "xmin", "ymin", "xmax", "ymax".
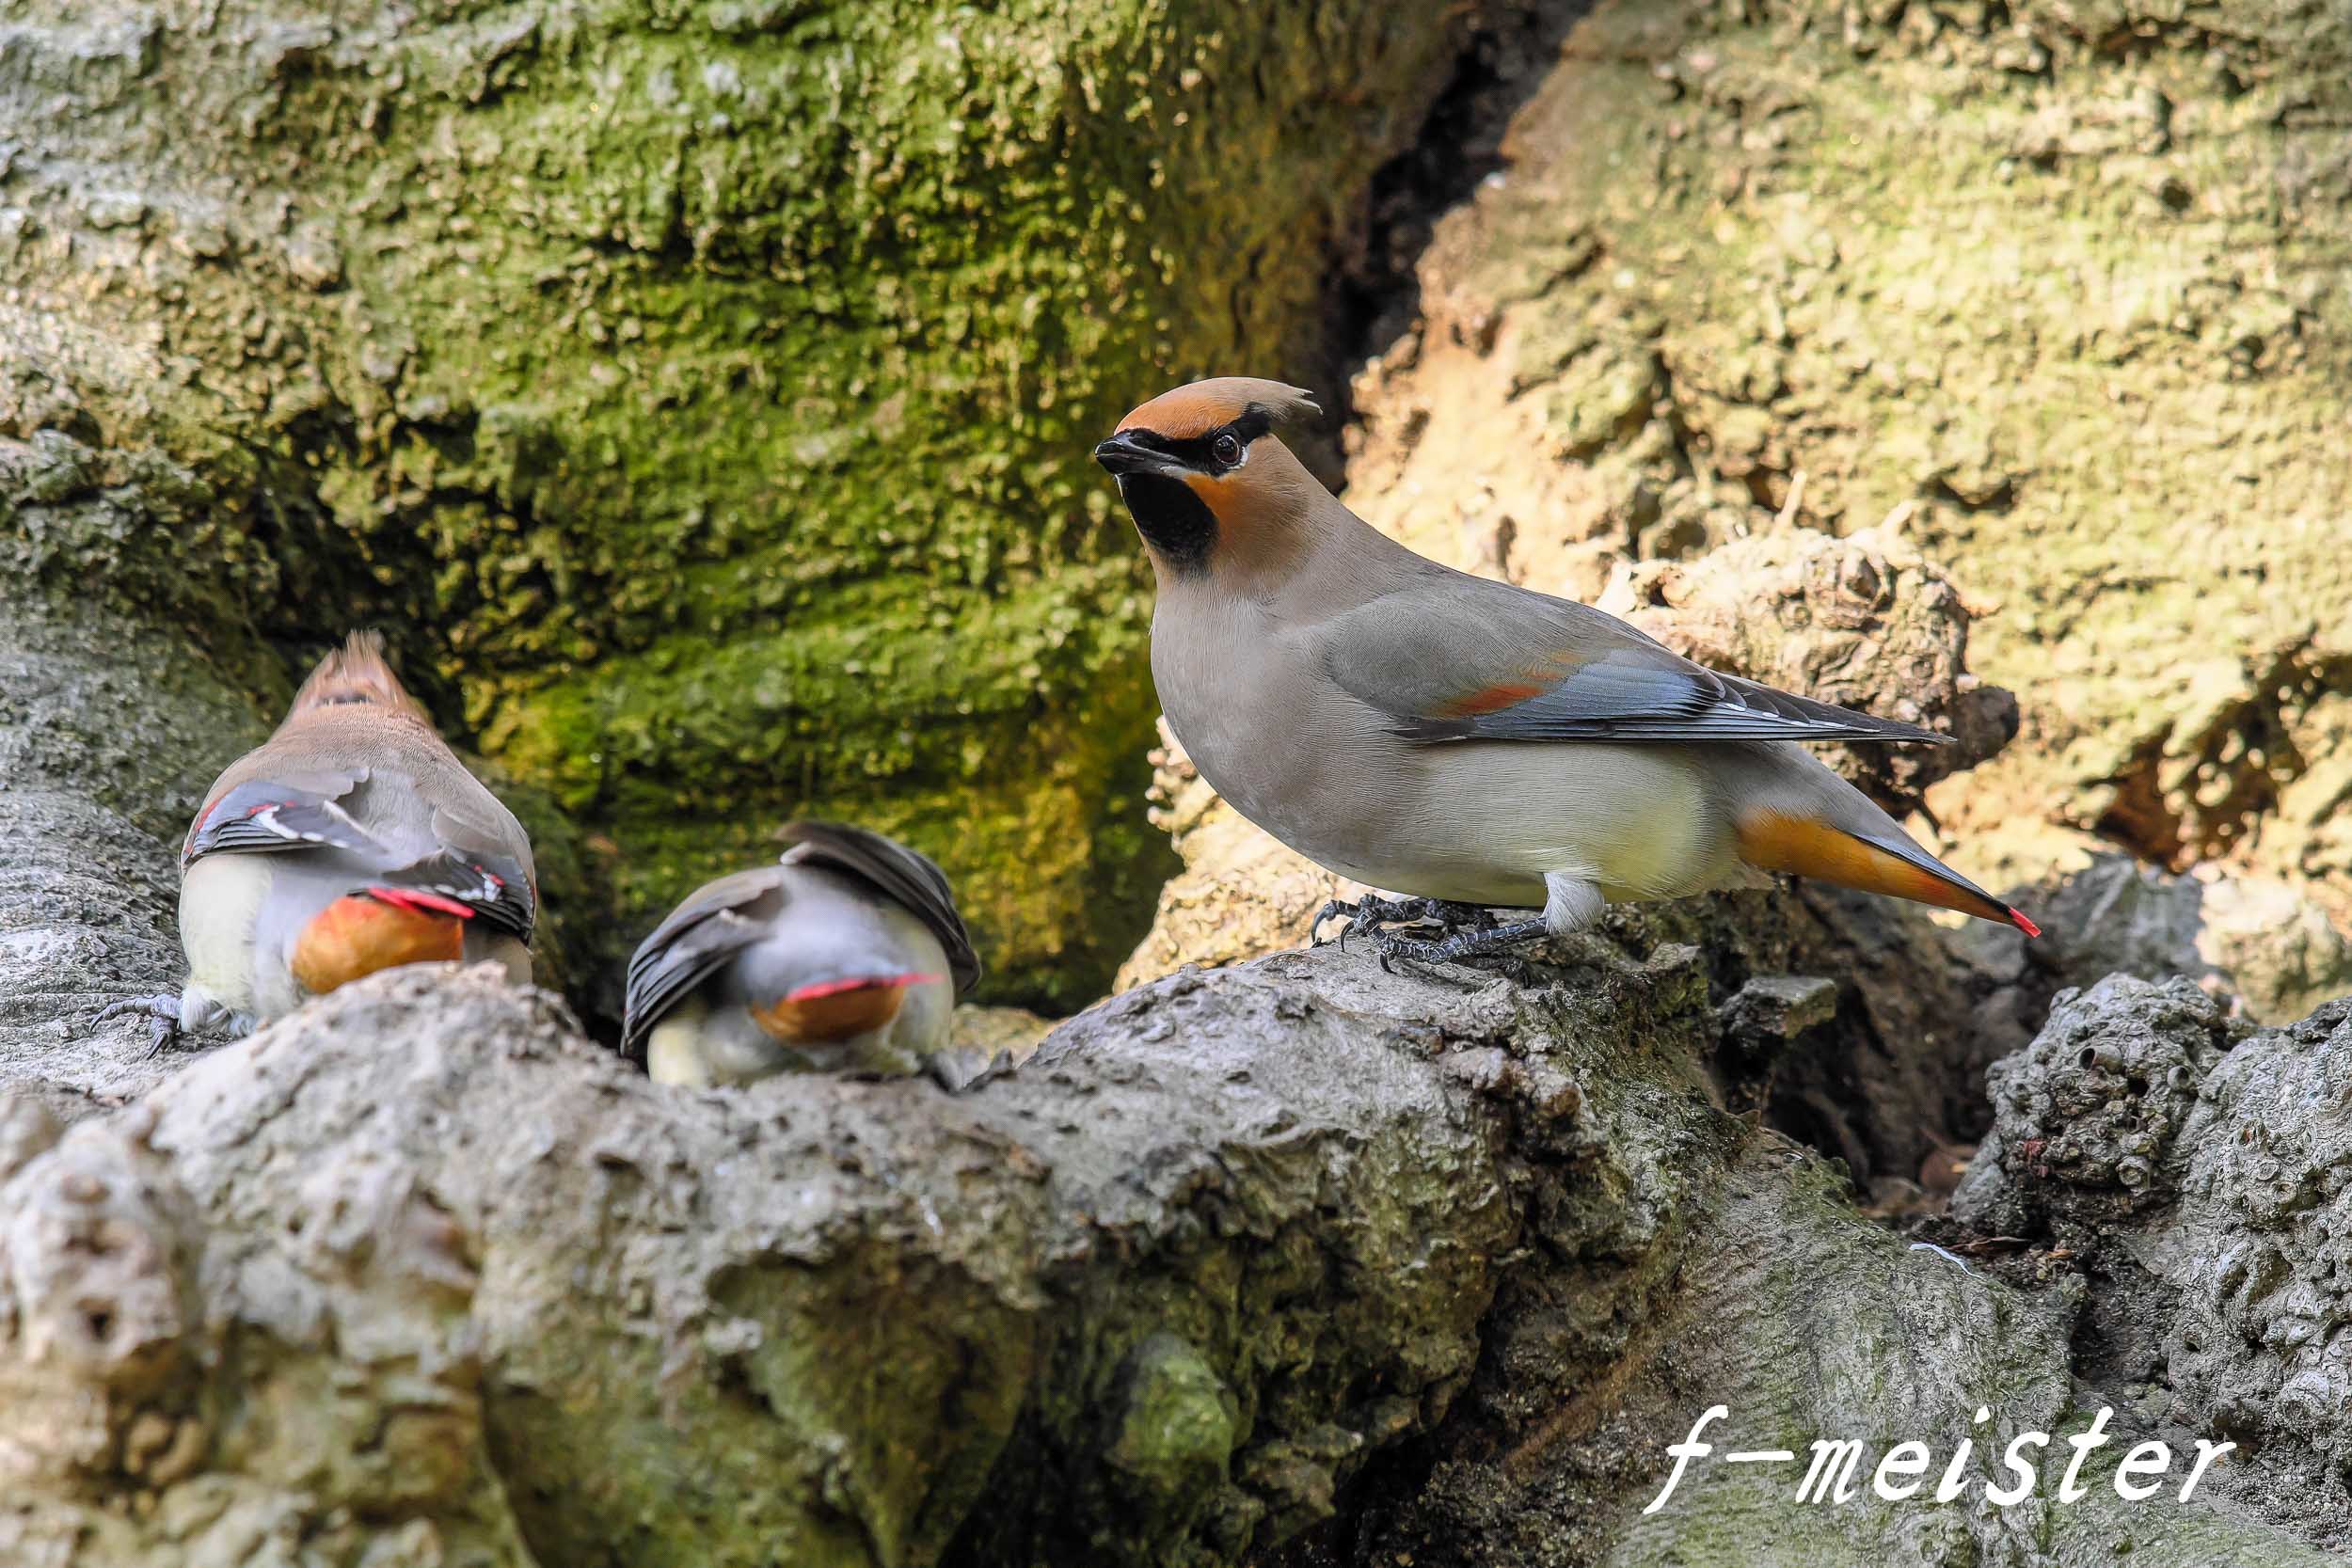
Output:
[{"xmin": 1735, "ymin": 811, "xmax": 2040, "ymax": 936}]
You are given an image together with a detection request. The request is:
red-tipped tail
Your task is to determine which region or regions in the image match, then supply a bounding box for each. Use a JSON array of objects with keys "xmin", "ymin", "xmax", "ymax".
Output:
[
  {"xmin": 783, "ymin": 972, "xmax": 943, "ymax": 1003},
  {"xmin": 1738, "ymin": 812, "xmax": 2044, "ymax": 937},
  {"xmin": 365, "ymin": 885, "xmax": 478, "ymax": 921}
]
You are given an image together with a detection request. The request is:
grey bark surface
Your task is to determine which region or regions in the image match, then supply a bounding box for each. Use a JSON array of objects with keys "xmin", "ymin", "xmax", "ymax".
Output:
[
  {"xmin": 7, "ymin": 927, "xmax": 2347, "ymax": 1565},
  {"xmin": 1957, "ymin": 976, "xmax": 2352, "ymax": 1547},
  {"xmin": 0, "ymin": 591, "xmax": 266, "ymax": 1121}
]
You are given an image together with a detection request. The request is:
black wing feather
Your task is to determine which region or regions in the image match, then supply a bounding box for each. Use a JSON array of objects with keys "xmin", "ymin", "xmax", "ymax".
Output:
[
  {"xmin": 183, "ymin": 776, "xmax": 381, "ymax": 866},
  {"xmin": 372, "ymin": 848, "xmax": 538, "ymax": 940},
  {"xmin": 619, "ymin": 866, "xmax": 787, "ymax": 1054},
  {"xmin": 780, "ymin": 821, "xmax": 983, "ymax": 994}
]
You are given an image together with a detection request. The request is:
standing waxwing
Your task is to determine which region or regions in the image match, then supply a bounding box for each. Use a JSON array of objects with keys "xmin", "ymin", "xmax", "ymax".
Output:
[
  {"xmin": 623, "ymin": 821, "xmax": 982, "ymax": 1087},
  {"xmin": 1091, "ymin": 376, "xmax": 2039, "ymax": 965},
  {"xmin": 99, "ymin": 631, "xmax": 536, "ymax": 1048}
]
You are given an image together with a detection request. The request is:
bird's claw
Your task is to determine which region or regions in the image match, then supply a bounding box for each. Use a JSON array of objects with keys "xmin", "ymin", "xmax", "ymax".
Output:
[
  {"xmin": 93, "ymin": 994, "xmax": 183, "ymax": 1058},
  {"xmin": 1367, "ymin": 917, "xmax": 1551, "ymax": 980},
  {"xmin": 1317, "ymin": 897, "xmax": 1533, "ymax": 976},
  {"xmin": 1311, "ymin": 897, "xmax": 1355, "ymax": 948},
  {"xmin": 1313, "ymin": 894, "xmax": 1456, "ymax": 952}
]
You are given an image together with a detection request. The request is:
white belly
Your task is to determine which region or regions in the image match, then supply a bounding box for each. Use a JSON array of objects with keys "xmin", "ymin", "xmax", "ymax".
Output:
[
  {"xmin": 1424, "ymin": 740, "xmax": 1727, "ymax": 901},
  {"xmin": 180, "ymin": 856, "xmax": 274, "ymax": 1014}
]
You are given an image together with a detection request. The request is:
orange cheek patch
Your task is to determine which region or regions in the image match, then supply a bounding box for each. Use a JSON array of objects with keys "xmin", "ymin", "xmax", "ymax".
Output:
[
  {"xmin": 750, "ymin": 977, "xmax": 918, "ymax": 1045},
  {"xmin": 1184, "ymin": 471, "xmax": 1261, "ymax": 549},
  {"xmin": 1184, "ymin": 470, "xmax": 1242, "ymax": 509},
  {"xmin": 291, "ymin": 894, "xmax": 466, "ymax": 996}
]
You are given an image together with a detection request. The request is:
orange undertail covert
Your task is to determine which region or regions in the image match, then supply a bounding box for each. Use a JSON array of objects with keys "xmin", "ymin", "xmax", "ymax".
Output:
[{"xmin": 1737, "ymin": 812, "xmax": 2040, "ymax": 936}]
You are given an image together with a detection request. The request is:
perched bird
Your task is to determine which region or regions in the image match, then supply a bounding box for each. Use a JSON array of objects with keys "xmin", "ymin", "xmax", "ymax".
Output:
[
  {"xmin": 99, "ymin": 631, "xmax": 537, "ymax": 1048},
  {"xmin": 623, "ymin": 822, "xmax": 982, "ymax": 1087},
  {"xmin": 1092, "ymin": 375, "xmax": 2038, "ymax": 965}
]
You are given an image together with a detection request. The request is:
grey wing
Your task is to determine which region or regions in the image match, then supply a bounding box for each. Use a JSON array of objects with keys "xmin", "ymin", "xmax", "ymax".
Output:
[
  {"xmin": 780, "ymin": 821, "xmax": 984, "ymax": 994},
  {"xmin": 1317, "ymin": 575, "xmax": 1947, "ymax": 747},
  {"xmin": 415, "ymin": 800, "xmax": 538, "ymax": 939},
  {"xmin": 370, "ymin": 844, "xmax": 538, "ymax": 940},
  {"xmin": 183, "ymin": 770, "xmax": 384, "ymax": 865},
  {"xmin": 620, "ymin": 867, "xmax": 787, "ymax": 1054}
]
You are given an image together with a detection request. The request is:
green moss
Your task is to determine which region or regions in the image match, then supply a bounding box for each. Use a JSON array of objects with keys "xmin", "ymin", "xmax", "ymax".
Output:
[
  {"xmin": 1111, "ymin": 1336, "xmax": 1238, "ymax": 1480},
  {"xmin": 4, "ymin": 0, "xmax": 1489, "ymax": 1006}
]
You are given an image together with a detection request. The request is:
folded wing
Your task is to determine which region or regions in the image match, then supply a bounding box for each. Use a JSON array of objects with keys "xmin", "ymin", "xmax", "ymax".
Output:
[
  {"xmin": 1319, "ymin": 573, "xmax": 1946, "ymax": 748},
  {"xmin": 621, "ymin": 866, "xmax": 788, "ymax": 1053}
]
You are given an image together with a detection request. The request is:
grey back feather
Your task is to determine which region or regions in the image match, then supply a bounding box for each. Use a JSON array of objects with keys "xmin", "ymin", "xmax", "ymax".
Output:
[
  {"xmin": 1318, "ymin": 570, "xmax": 1947, "ymax": 748},
  {"xmin": 779, "ymin": 821, "xmax": 983, "ymax": 994},
  {"xmin": 619, "ymin": 824, "xmax": 983, "ymax": 1056}
]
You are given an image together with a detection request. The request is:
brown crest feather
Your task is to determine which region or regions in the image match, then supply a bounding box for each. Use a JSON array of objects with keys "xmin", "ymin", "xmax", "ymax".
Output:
[
  {"xmin": 1117, "ymin": 376, "xmax": 1322, "ymax": 439},
  {"xmin": 286, "ymin": 630, "xmax": 432, "ymax": 724}
]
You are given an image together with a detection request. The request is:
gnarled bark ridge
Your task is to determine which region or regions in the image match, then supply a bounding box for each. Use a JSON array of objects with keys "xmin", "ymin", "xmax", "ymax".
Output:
[
  {"xmin": 8, "ymin": 926, "xmax": 2347, "ymax": 1565},
  {"xmin": 8, "ymin": 0, "xmax": 2352, "ymax": 1562}
]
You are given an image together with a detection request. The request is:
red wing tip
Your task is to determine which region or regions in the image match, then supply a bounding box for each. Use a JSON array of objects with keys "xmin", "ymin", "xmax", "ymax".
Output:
[
  {"xmin": 784, "ymin": 973, "xmax": 944, "ymax": 1003},
  {"xmin": 366, "ymin": 886, "xmax": 476, "ymax": 920},
  {"xmin": 2007, "ymin": 907, "xmax": 2042, "ymax": 940}
]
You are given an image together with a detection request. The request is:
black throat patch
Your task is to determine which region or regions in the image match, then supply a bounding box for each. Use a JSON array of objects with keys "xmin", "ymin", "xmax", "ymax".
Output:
[{"xmin": 1116, "ymin": 472, "xmax": 1216, "ymax": 572}]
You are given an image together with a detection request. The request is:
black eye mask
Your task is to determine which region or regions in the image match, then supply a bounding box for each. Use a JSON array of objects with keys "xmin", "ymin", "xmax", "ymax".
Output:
[{"xmin": 1120, "ymin": 404, "xmax": 1275, "ymax": 476}]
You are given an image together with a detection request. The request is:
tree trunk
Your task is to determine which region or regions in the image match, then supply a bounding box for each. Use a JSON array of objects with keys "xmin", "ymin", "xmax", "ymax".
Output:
[
  {"xmin": 6, "ymin": 913, "xmax": 2344, "ymax": 1564},
  {"xmin": 1343, "ymin": 0, "xmax": 2352, "ymax": 942},
  {"xmin": 0, "ymin": 541, "xmax": 268, "ymax": 1119},
  {"xmin": 7, "ymin": 0, "xmax": 2350, "ymax": 1563}
]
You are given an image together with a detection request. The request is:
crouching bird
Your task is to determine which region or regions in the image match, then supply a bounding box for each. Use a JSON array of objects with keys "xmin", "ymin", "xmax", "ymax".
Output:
[
  {"xmin": 622, "ymin": 822, "xmax": 982, "ymax": 1087},
  {"xmin": 1092, "ymin": 376, "xmax": 2039, "ymax": 967},
  {"xmin": 99, "ymin": 631, "xmax": 537, "ymax": 1049}
]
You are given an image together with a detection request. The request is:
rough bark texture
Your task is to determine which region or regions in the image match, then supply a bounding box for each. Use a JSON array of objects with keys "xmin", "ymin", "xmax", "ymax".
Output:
[
  {"xmin": 1955, "ymin": 977, "xmax": 2352, "ymax": 1548},
  {"xmin": 2003, "ymin": 851, "xmax": 2352, "ymax": 1026},
  {"xmin": 10, "ymin": 930, "xmax": 2348, "ymax": 1565},
  {"xmin": 0, "ymin": 509, "xmax": 271, "ymax": 1122},
  {"xmin": 8, "ymin": 0, "xmax": 2352, "ymax": 1563},
  {"xmin": 0, "ymin": 0, "xmax": 1539, "ymax": 1008}
]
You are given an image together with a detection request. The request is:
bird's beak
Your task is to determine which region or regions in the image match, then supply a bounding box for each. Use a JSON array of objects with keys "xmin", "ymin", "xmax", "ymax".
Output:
[{"xmin": 1093, "ymin": 430, "xmax": 1168, "ymax": 478}]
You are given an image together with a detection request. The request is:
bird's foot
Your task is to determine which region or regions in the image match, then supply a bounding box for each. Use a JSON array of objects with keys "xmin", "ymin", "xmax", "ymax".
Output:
[
  {"xmin": 1312, "ymin": 893, "xmax": 1434, "ymax": 948},
  {"xmin": 92, "ymin": 994, "xmax": 185, "ymax": 1058},
  {"xmin": 1312, "ymin": 895, "xmax": 1498, "ymax": 950},
  {"xmin": 1371, "ymin": 918, "xmax": 1552, "ymax": 983}
]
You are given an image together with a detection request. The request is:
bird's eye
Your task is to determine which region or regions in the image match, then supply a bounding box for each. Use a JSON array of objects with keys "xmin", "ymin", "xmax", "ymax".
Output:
[{"xmin": 1212, "ymin": 432, "xmax": 1243, "ymax": 467}]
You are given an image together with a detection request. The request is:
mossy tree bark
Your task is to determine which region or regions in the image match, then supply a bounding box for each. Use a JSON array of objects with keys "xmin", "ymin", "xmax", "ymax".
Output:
[
  {"xmin": 6, "ymin": 913, "xmax": 2345, "ymax": 1565},
  {"xmin": 0, "ymin": 0, "xmax": 1531, "ymax": 1009}
]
